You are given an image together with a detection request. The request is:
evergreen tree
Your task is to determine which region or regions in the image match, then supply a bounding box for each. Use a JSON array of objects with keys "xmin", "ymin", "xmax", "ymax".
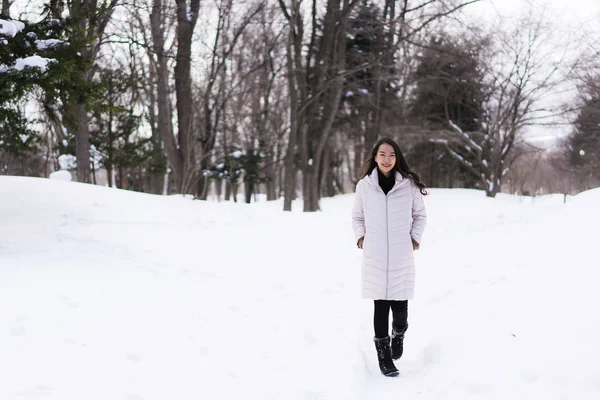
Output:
[
  {"xmin": 408, "ymin": 35, "xmax": 485, "ymax": 188},
  {"xmin": 88, "ymin": 68, "xmax": 153, "ymax": 190},
  {"xmin": 342, "ymin": 1, "xmax": 400, "ymax": 166},
  {"xmin": 567, "ymin": 98, "xmax": 600, "ymax": 179},
  {"xmin": 0, "ymin": 16, "xmax": 65, "ymax": 159}
]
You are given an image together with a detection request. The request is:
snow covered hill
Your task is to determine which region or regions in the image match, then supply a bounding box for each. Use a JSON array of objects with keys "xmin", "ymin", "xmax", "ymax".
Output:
[{"xmin": 1, "ymin": 176, "xmax": 598, "ymax": 399}]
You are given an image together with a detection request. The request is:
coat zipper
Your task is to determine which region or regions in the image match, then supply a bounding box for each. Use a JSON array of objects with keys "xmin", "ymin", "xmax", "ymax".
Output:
[{"xmin": 385, "ymin": 194, "xmax": 389, "ymax": 299}]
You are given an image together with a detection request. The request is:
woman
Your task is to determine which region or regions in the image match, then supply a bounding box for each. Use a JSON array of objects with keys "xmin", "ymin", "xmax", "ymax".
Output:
[{"xmin": 352, "ymin": 138, "xmax": 428, "ymax": 377}]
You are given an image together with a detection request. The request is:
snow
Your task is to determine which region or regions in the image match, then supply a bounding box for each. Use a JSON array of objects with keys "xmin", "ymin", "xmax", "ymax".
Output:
[
  {"xmin": 35, "ymin": 39, "xmax": 64, "ymax": 50},
  {"xmin": 58, "ymin": 154, "xmax": 76, "ymax": 170},
  {"xmin": 14, "ymin": 55, "xmax": 56, "ymax": 72},
  {"xmin": 580, "ymin": 149, "xmax": 585, "ymax": 156},
  {"xmin": 448, "ymin": 119, "xmax": 483, "ymax": 152},
  {"xmin": 358, "ymin": 88, "xmax": 369, "ymax": 94},
  {"xmin": 49, "ymin": 170, "xmax": 72, "ymax": 181},
  {"xmin": 0, "ymin": 19, "xmax": 25, "ymax": 37},
  {"xmin": 0, "ymin": 177, "xmax": 599, "ymax": 399},
  {"xmin": 430, "ymin": 138, "xmax": 448, "ymax": 145},
  {"xmin": 231, "ymin": 150, "xmax": 243, "ymax": 159}
]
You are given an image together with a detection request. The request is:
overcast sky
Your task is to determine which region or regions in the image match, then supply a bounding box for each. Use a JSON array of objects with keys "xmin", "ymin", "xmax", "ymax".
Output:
[{"xmin": 465, "ymin": 0, "xmax": 600, "ymax": 31}]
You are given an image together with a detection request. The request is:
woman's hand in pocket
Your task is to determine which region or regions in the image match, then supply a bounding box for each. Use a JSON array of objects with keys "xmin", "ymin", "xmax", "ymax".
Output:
[{"xmin": 412, "ymin": 238, "xmax": 420, "ymax": 251}]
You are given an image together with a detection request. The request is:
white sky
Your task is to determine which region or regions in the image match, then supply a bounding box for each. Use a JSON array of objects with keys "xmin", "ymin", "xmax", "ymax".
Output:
[{"xmin": 465, "ymin": 0, "xmax": 600, "ymax": 25}]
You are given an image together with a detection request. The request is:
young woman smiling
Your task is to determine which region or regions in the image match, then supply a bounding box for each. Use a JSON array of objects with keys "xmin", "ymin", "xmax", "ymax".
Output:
[{"xmin": 352, "ymin": 138, "xmax": 428, "ymax": 377}]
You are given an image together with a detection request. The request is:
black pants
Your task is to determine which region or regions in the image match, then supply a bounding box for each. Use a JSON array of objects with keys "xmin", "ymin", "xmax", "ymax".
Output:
[{"xmin": 373, "ymin": 300, "xmax": 408, "ymax": 339}]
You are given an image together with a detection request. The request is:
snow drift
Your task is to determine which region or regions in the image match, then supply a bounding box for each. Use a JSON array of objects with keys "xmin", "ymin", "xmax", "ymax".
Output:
[{"xmin": 0, "ymin": 176, "xmax": 598, "ymax": 399}]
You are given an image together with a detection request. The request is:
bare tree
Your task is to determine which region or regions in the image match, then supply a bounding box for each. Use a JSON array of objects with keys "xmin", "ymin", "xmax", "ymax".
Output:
[
  {"xmin": 278, "ymin": 0, "xmax": 360, "ymax": 211},
  {"xmin": 147, "ymin": 0, "xmax": 178, "ymax": 194},
  {"xmin": 172, "ymin": 0, "xmax": 201, "ymax": 194},
  {"xmin": 432, "ymin": 13, "xmax": 574, "ymax": 197},
  {"xmin": 278, "ymin": 0, "xmax": 481, "ymax": 211},
  {"xmin": 194, "ymin": 0, "xmax": 267, "ymax": 199}
]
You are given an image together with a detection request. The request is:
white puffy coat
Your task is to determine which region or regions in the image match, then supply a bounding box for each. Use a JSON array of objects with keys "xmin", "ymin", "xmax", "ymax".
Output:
[{"xmin": 352, "ymin": 168, "xmax": 427, "ymax": 300}]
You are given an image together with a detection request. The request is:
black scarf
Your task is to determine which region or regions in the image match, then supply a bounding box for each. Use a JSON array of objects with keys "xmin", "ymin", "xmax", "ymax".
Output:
[{"xmin": 377, "ymin": 168, "xmax": 395, "ymax": 195}]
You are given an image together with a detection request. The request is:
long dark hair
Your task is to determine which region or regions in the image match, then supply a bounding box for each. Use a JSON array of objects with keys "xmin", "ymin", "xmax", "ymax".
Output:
[{"xmin": 359, "ymin": 137, "xmax": 429, "ymax": 196}]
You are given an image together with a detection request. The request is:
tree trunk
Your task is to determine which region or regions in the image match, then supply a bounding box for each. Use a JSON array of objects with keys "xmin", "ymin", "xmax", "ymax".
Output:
[
  {"xmin": 151, "ymin": 0, "xmax": 182, "ymax": 192},
  {"xmin": 72, "ymin": 103, "xmax": 91, "ymax": 183},
  {"xmin": 264, "ymin": 157, "xmax": 277, "ymax": 200},
  {"xmin": 321, "ymin": 146, "xmax": 335, "ymax": 197},
  {"xmin": 215, "ymin": 178, "xmax": 222, "ymax": 201},
  {"xmin": 91, "ymin": 161, "xmax": 97, "ymax": 185},
  {"xmin": 283, "ymin": 23, "xmax": 299, "ymax": 211},
  {"xmin": 49, "ymin": 0, "xmax": 62, "ymax": 19},
  {"xmin": 225, "ymin": 180, "xmax": 231, "ymax": 201},
  {"xmin": 429, "ymin": 142, "xmax": 436, "ymax": 188},
  {"xmin": 484, "ymin": 167, "xmax": 502, "ymax": 198},
  {"xmin": 2, "ymin": 0, "xmax": 12, "ymax": 17},
  {"xmin": 448, "ymin": 157, "xmax": 454, "ymax": 188},
  {"xmin": 231, "ymin": 182, "xmax": 239, "ymax": 203},
  {"xmin": 244, "ymin": 180, "xmax": 254, "ymax": 204},
  {"xmin": 196, "ymin": 158, "xmax": 210, "ymax": 200},
  {"xmin": 353, "ymin": 135, "xmax": 363, "ymax": 183},
  {"xmin": 174, "ymin": 0, "xmax": 201, "ymax": 194},
  {"xmin": 119, "ymin": 166, "xmax": 128, "ymax": 190},
  {"xmin": 146, "ymin": 40, "xmax": 167, "ymax": 195},
  {"xmin": 107, "ymin": 165, "xmax": 113, "ymax": 187},
  {"xmin": 302, "ymin": 74, "xmax": 345, "ymax": 211},
  {"xmin": 303, "ymin": 167, "xmax": 320, "ymax": 211}
]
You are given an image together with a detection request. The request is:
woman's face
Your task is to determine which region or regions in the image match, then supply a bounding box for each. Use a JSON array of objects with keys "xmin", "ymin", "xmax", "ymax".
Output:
[{"xmin": 375, "ymin": 143, "xmax": 396, "ymax": 176}]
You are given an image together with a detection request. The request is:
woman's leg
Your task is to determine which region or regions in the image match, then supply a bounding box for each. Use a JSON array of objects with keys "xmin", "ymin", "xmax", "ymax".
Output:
[
  {"xmin": 390, "ymin": 300, "xmax": 408, "ymax": 360},
  {"xmin": 390, "ymin": 300, "xmax": 408, "ymax": 333},
  {"xmin": 373, "ymin": 300, "xmax": 391, "ymax": 338},
  {"xmin": 373, "ymin": 300, "xmax": 399, "ymax": 376}
]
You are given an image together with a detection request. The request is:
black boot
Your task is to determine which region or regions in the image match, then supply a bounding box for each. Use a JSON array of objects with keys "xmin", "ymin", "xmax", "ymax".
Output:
[
  {"xmin": 391, "ymin": 324, "xmax": 407, "ymax": 360},
  {"xmin": 373, "ymin": 336, "xmax": 399, "ymax": 377}
]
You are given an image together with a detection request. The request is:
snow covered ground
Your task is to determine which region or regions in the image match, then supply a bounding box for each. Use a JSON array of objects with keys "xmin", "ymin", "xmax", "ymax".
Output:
[{"xmin": 1, "ymin": 176, "xmax": 598, "ymax": 399}]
